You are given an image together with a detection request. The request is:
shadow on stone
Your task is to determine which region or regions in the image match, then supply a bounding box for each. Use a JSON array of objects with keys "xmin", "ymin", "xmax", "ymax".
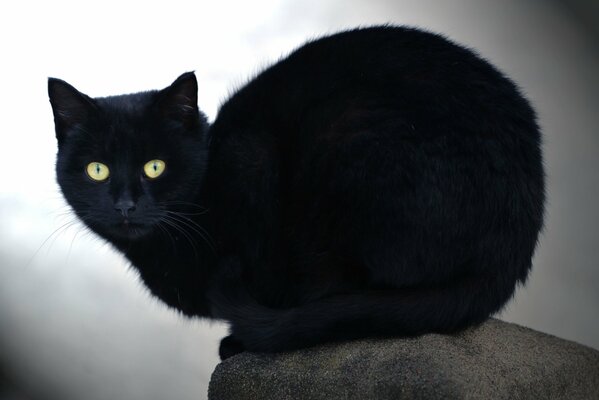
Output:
[{"xmin": 209, "ymin": 319, "xmax": 599, "ymax": 399}]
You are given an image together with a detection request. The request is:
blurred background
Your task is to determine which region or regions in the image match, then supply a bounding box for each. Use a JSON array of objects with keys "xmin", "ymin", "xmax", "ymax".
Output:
[{"xmin": 0, "ymin": 0, "xmax": 597, "ymax": 399}]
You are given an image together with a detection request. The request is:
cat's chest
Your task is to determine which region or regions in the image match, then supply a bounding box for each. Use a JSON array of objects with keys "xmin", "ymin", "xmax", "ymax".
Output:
[{"xmin": 123, "ymin": 237, "xmax": 213, "ymax": 316}]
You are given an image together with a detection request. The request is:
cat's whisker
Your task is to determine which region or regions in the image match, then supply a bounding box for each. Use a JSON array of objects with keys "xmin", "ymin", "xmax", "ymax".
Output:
[
  {"xmin": 53, "ymin": 210, "xmax": 79, "ymax": 220},
  {"xmin": 158, "ymin": 216, "xmax": 201, "ymax": 263},
  {"xmin": 44, "ymin": 220, "xmax": 79, "ymax": 251},
  {"xmin": 160, "ymin": 201, "xmax": 210, "ymax": 216},
  {"xmin": 171, "ymin": 210, "xmax": 209, "ymax": 216},
  {"xmin": 155, "ymin": 222, "xmax": 178, "ymax": 253},
  {"xmin": 65, "ymin": 223, "xmax": 89, "ymax": 265},
  {"xmin": 27, "ymin": 217, "xmax": 86, "ymax": 267},
  {"xmin": 162, "ymin": 211, "xmax": 216, "ymax": 253},
  {"xmin": 161, "ymin": 200, "xmax": 208, "ymax": 208},
  {"xmin": 163, "ymin": 210, "xmax": 212, "ymax": 234}
]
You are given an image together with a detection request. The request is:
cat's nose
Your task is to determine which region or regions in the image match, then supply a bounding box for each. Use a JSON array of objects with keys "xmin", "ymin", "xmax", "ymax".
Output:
[{"xmin": 114, "ymin": 199, "xmax": 137, "ymax": 217}]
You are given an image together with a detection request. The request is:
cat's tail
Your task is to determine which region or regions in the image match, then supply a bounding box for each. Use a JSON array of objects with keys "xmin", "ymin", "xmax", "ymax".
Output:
[{"xmin": 208, "ymin": 267, "xmax": 522, "ymax": 353}]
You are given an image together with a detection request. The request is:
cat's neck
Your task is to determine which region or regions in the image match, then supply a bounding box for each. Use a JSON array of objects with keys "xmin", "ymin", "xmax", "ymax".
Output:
[{"xmin": 113, "ymin": 214, "xmax": 218, "ymax": 317}]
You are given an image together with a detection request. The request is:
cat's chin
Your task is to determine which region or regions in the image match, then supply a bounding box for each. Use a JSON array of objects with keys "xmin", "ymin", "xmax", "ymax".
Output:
[{"xmin": 106, "ymin": 222, "xmax": 154, "ymax": 241}]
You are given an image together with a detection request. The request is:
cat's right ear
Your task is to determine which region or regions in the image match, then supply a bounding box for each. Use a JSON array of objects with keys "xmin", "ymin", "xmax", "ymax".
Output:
[{"xmin": 48, "ymin": 78, "xmax": 96, "ymax": 144}]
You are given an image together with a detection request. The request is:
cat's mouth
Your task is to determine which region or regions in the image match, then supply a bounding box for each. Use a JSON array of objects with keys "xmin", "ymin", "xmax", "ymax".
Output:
[{"xmin": 111, "ymin": 219, "xmax": 153, "ymax": 239}]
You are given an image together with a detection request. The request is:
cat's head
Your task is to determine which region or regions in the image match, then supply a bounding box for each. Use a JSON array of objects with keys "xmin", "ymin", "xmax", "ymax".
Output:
[{"xmin": 48, "ymin": 72, "xmax": 209, "ymax": 241}]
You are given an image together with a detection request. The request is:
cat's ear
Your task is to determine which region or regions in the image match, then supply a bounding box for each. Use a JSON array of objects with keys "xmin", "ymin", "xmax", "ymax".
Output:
[
  {"xmin": 155, "ymin": 72, "xmax": 199, "ymax": 130},
  {"xmin": 48, "ymin": 78, "xmax": 96, "ymax": 144}
]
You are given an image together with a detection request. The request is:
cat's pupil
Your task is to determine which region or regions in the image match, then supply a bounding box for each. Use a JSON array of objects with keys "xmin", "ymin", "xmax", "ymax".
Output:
[
  {"xmin": 95, "ymin": 164, "xmax": 101, "ymax": 174},
  {"xmin": 153, "ymin": 163, "xmax": 157, "ymax": 171}
]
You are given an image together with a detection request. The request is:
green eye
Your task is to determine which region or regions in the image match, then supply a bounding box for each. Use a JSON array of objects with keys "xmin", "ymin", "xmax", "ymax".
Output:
[
  {"xmin": 86, "ymin": 162, "xmax": 110, "ymax": 182},
  {"xmin": 144, "ymin": 159, "xmax": 166, "ymax": 179}
]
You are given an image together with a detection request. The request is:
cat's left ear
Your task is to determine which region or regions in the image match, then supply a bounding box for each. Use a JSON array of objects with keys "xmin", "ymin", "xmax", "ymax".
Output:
[{"xmin": 155, "ymin": 72, "xmax": 199, "ymax": 130}]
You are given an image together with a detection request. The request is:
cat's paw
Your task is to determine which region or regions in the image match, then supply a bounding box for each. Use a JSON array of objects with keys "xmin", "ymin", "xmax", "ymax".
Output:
[{"xmin": 219, "ymin": 334, "xmax": 246, "ymax": 360}]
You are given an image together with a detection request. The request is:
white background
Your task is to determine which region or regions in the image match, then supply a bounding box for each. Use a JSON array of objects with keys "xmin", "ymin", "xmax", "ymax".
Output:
[{"xmin": 0, "ymin": 1, "xmax": 597, "ymax": 399}]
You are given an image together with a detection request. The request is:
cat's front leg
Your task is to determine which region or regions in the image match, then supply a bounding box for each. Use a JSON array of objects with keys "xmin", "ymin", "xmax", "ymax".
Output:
[
  {"xmin": 210, "ymin": 257, "xmax": 248, "ymax": 360},
  {"xmin": 219, "ymin": 334, "xmax": 246, "ymax": 360}
]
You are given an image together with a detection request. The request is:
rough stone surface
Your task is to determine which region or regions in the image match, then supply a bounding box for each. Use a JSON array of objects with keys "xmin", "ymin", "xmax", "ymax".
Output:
[{"xmin": 208, "ymin": 319, "xmax": 599, "ymax": 399}]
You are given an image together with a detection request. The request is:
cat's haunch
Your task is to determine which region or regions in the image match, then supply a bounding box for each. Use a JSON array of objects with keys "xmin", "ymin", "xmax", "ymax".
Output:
[{"xmin": 49, "ymin": 26, "xmax": 544, "ymax": 359}]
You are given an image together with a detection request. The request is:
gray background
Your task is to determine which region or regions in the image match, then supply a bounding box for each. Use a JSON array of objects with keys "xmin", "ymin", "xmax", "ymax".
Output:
[{"xmin": 0, "ymin": 1, "xmax": 597, "ymax": 399}]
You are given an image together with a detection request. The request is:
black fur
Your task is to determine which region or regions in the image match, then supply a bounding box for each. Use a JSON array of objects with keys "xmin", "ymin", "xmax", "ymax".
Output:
[{"xmin": 49, "ymin": 26, "xmax": 545, "ymax": 359}]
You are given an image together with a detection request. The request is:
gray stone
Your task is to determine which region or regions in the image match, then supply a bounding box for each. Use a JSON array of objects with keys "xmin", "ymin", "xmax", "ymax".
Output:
[{"xmin": 208, "ymin": 319, "xmax": 599, "ymax": 399}]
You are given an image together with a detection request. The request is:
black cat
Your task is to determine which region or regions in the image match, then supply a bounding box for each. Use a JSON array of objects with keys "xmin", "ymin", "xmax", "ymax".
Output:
[{"xmin": 48, "ymin": 26, "xmax": 545, "ymax": 360}]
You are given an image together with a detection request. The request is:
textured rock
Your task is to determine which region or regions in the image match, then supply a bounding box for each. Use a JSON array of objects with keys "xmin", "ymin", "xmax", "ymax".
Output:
[{"xmin": 209, "ymin": 319, "xmax": 599, "ymax": 399}]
